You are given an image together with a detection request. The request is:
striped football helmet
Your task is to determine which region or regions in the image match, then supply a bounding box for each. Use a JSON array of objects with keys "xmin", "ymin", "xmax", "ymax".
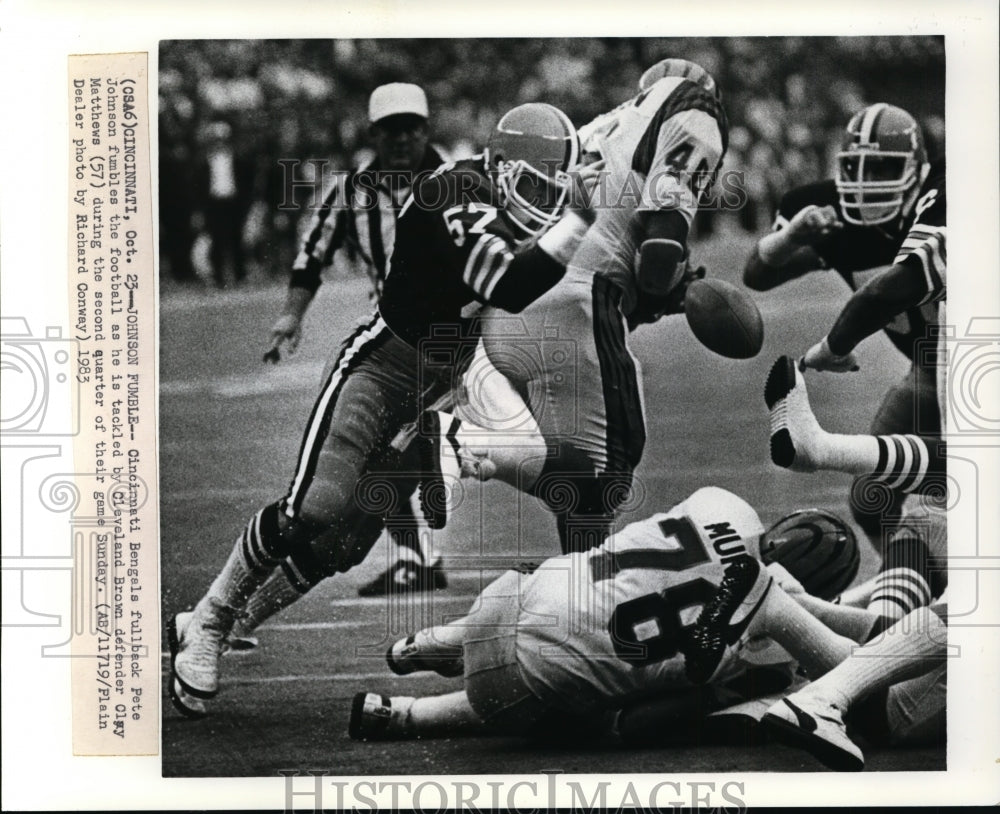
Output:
[
  {"xmin": 639, "ymin": 58, "xmax": 719, "ymax": 98},
  {"xmin": 836, "ymin": 103, "xmax": 928, "ymax": 226},
  {"xmin": 759, "ymin": 508, "xmax": 859, "ymax": 599},
  {"xmin": 485, "ymin": 103, "xmax": 579, "ymax": 238}
]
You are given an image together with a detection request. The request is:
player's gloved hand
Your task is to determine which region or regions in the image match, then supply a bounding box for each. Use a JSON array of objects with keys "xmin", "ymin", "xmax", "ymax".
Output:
[
  {"xmin": 627, "ymin": 264, "xmax": 706, "ymax": 330},
  {"xmin": 799, "ymin": 336, "xmax": 859, "ymax": 373},
  {"xmin": 787, "ymin": 204, "xmax": 843, "ymax": 246},
  {"xmin": 564, "ymin": 159, "xmax": 605, "ymax": 224},
  {"xmin": 264, "ymin": 313, "xmax": 302, "ymax": 363}
]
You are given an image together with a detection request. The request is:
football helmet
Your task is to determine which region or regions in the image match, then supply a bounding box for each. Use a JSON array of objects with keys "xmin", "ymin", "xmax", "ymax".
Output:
[
  {"xmin": 835, "ymin": 102, "xmax": 928, "ymax": 225},
  {"xmin": 759, "ymin": 508, "xmax": 859, "ymax": 599},
  {"xmin": 485, "ymin": 102, "xmax": 579, "ymax": 238},
  {"xmin": 639, "ymin": 58, "xmax": 719, "ymax": 98}
]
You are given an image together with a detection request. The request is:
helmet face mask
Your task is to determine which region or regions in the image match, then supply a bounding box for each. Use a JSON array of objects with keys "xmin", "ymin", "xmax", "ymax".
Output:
[
  {"xmin": 835, "ymin": 102, "xmax": 927, "ymax": 226},
  {"xmin": 485, "ymin": 103, "xmax": 579, "ymax": 239},
  {"xmin": 497, "ymin": 159, "xmax": 572, "ymax": 237}
]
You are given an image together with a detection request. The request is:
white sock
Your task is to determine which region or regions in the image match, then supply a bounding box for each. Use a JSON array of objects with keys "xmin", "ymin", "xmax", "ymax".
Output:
[{"xmin": 802, "ymin": 606, "xmax": 947, "ymax": 713}]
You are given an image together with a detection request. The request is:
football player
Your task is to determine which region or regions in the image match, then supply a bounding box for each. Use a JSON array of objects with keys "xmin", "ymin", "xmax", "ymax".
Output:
[
  {"xmin": 766, "ymin": 124, "xmax": 946, "ymax": 621},
  {"xmin": 168, "ymin": 102, "xmax": 599, "ymax": 717},
  {"xmin": 348, "ymin": 487, "xmax": 866, "ymax": 741},
  {"xmin": 684, "ymin": 529, "xmax": 947, "ymax": 771},
  {"xmin": 761, "ymin": 596, "xmax": 947, "ymax": 771},
  {"xmin": 419, "ymin": 59, "xmax": 727, "ymax": 555},
  {"xmin": 262, "ymin": 83, "xmax": 449, "ymax": 601},
  {"xmin": 744, "ymin": 103, "xmax": 943, "ymax": 547}
]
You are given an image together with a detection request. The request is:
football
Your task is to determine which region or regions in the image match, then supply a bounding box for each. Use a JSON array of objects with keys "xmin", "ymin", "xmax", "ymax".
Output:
[{"xmin": 684, "ymin": 278, "xmax": 764, "ymax": 359}]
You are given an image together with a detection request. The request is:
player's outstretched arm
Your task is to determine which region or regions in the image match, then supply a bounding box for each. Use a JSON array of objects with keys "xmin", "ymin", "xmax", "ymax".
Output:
[
  {"xmin": 744, "ymin": 204, "xmax": 840, "ymax": 291},
  {"xmin": 803, "ymin": 261, "xmax": 928, "ymax": 371}
]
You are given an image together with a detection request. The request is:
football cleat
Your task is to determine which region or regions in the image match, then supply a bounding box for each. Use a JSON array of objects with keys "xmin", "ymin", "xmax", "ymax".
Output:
[
  {"xmin": 386, "ymin": 633, "xmax": 463, "ymax": 678},
  {"xmin": 348, "ymin": 692, "xmax": 416, "ymax": 741},
  {"xmin": 168, "ymin": 598, "xmax": 236, "ymax": 716},
  {"xmin": 765, "ymin": 355, "xmax": 829, "ymax": 471},
  {"xmin": 357, "ymin": 557, "xmax": 448, "ymax": 597},
  {"xmin": 682, "ymin": 556, "xmax": 774, "ymax": 685},
  {"xmin": 762, "ymin": 694, "xmax": 865, "ymax": 771}
]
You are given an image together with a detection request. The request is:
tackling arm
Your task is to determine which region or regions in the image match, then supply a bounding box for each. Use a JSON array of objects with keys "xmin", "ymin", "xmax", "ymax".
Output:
[
  {"xmin": 743, "ymin": 204, "xmax": 841, "ymax": 291},
  {"xmin": 824, "ymin": 260, "xmax": 929, "ymax": 357}
]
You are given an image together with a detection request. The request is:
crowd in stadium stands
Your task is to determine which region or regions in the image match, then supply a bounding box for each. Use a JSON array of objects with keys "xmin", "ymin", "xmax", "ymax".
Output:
[{"xmin": 158, "ymin": 37, "xmax": 945, "ymax": 285}]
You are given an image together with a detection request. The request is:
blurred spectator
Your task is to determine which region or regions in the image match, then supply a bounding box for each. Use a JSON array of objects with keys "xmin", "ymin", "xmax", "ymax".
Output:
[
  {"xmin": 195, "ymin": 120, "xmax": 255, "ymax": 287},
  {"xmin": 160, "ymin": 36, "xmax": 945, "ymax": 287}
]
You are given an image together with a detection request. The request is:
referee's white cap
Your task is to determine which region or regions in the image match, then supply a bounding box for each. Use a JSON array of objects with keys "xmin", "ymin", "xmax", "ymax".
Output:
[{"xmin": 368, "ymin": 83, "xmax": 429, "ymax": 123}]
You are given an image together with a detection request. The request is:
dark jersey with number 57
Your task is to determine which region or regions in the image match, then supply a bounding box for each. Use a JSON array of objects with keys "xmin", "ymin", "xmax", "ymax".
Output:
[
  {"xmin": 512, "ymin": 487, "xmax": 785, "ymax": 712},
  {"xmin": 378, "ymin": 157, "xmax": 565, "ymax": 349},
  {"xmin": 772, "ymin": 158, "xmax": 946, "ymax": 368}
]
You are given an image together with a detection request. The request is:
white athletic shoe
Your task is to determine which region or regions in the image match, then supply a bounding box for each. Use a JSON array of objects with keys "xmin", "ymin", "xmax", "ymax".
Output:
[
  {"xmin": 168, "ymin": 612, "xmax": 207, "ymax": 717},
  {"xmin": 417, "ymin": 411, "xmax": 495, "ymax": 529},
  {"xmin": 764, "ymin": 355, "xmax": 831, "ymax": 471},
  {"xmin": 348, "ymin": 692, "xmax": 416, "ymax": 741},
  {"xmin": 762, "ymin": 693, "xmax": 864, "ymax": 771},
  {"xmin": 168, "ymin": 598, "xmax": 235, "ymax": 716},
  {"xmin": 386, "ymin": 633, "xmax": 463, "ymax": 678}
]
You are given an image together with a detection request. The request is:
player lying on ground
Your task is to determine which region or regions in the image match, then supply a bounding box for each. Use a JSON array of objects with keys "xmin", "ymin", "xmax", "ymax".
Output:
[
  {"xmin": 168, "ymin": 102, "xmax": 601, "ymax": 717},
  {"xmin": 761, "ymin": 594, "xmax": 948, "ymax": 771},
  {"xmin": 743, "ymin": 103, "xmax": 943, "ymax": 547},
  {"xmin": 347, "ymin": 487, "xmax": 876, "ymax": 742},
  {"xmin": 416, "ymin": 59, "xmax": 732, "ymax": 555},
  {"xmin": 683, "ymin": 543, "xmax": 947, "ymax": 771}
]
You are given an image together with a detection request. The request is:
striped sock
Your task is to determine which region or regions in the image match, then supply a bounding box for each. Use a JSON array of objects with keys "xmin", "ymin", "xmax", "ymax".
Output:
[
  {"xmin": 233, "ymin": 567, "xmax": 309, "ymax": 636},
  {"xmin": 867, "ymin": 534, "xmax": 933, "ymax": 620},
  {"xmin": 864, "ymin": 435, "xmax": 936, "ymax": 493},
  {"xmin": 209, "ymin": 502, "xmax": 288, "ymax": 610}
]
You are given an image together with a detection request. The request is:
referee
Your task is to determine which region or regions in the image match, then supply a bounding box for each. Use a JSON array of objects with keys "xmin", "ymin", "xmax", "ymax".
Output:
[{"xmin": 264, "ymin": 83, "xmax": 448, "ymax": 599}]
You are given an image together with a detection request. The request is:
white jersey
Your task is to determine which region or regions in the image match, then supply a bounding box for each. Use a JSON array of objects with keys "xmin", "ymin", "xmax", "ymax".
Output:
[
  {"xmin": 514, "ymin": 487, "xmax": 768, "ymax": 711},
  {"xmin": 570, "ymin": 76, "xmax": 727, "ymax": 315}
]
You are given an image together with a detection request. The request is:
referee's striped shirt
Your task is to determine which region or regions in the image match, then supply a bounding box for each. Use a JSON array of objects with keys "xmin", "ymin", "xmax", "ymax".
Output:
[{"xmin": 290, "ymin": 146, "xmax": 445, "ymax": 299}]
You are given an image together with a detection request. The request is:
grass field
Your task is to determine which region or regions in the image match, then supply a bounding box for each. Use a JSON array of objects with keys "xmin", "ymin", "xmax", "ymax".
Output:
[{"xmin": 160, "ymin": 229, "xmax": 943, "ymax": 776}]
